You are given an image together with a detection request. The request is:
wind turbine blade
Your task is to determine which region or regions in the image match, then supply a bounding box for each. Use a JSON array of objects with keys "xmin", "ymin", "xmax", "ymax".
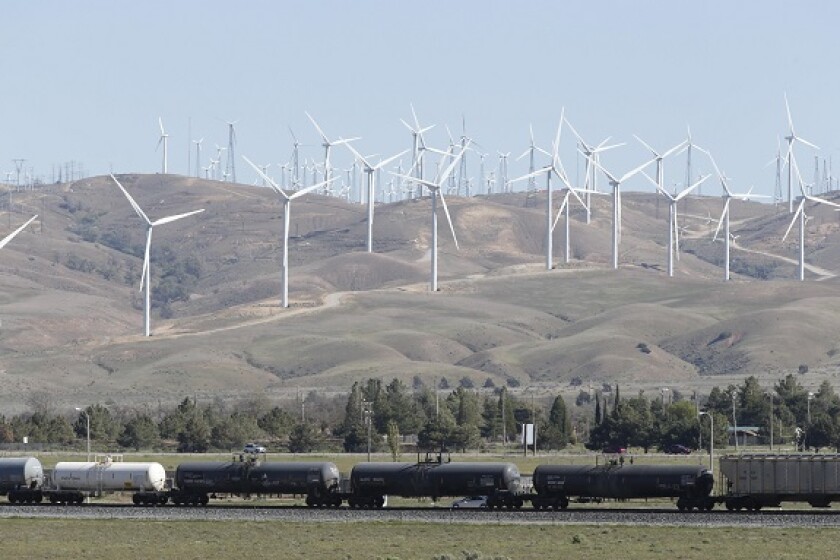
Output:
[
  {"xmin": 567, "ymin": 184, "xmax": 588, "ymax": 210},
  {"xmin": 0, "ymin": 214, "xmax": 37, "ymax": 250},
  {"xmin": 782, "ymin": 201, "xmax": 804, "ymax": 241},
  {"xmin": 289, "ymin": 176, "xmax": 338, "ymax": 199},
  {"xmin": 712, "ymin": 199, "xmax": 730, "ymax": 241},
  {"xmin": 331, "ymin": 136, "xmax": 361, "ymax": 147},
  {"xmin": 438, "ymin": 141, "xmax": 471, "ymax": 185},
  {"xmin": 242, "ymin": 156, "xmax": 290, "ymax": 198},
  {"xmin": 673, "ymin": 205, "xmax": 681, "ymax": 256},
  {"xmin": 551, "ymin": 108, "xmax": 564, "ymax": 160},
  {"xmin": 510, "ymin": 166, "xmax": 551, "ymax": 184},
  {"xmin": 515, "ymin": 148, "xmax": 530, "ymax": 162},
  {"xmin": 585, "ymin": 152, "xmax": 619, "ymax": 184},
  {"xmin": 639, "ymin": 170, "xmax": 666, "ymax": 194},
  {"xmin": 797, "ymin": 136, "xmax": 821, "ymax": 151},
  {"xmin": 158, "ymin": 117, "xmax": 165, "ymax": 135},
  {"xmin": 594, "ymin": 140, "xmax": 625, "ymax": 153},
  {"xmin": 676, "ymin": 174, "xmax": 710, "ymax": 200},
  {"xmin": 552, "ymin": 194, "xmax": 568, "ymax": 232},
  {"xmin": 563, "ymin": 116, "xmax": 589, "ymax": 151},
  {"xmin": 784, "ymin": 92, "xmax": 794, "ymax": 132},
  {"xmin": 438, "ymin": 190, "xmax": 459, "ymax": 250},
  {"xmin": 342, "ymin": 141, "xmax": 373, "ymax": 169},
  {"xmin": 304, "ymin": 111, "xmax": 328, "ymax": 142},
  {"xmin": 152, "ymin": 209, "xmax": 205, "ymax": 226},
  {"xmin": 619, "ymin": 156, "xmax": 657, "ymax": 183},
  {"xmin": 661, "ymin": 140, "xmax": 689, "ymax": 159},
  {"xmin": 633, "ymin": 134, "xmax": 659, "ymax": 157},
  {"xmin": 111, "ymin": 174, "xmax": 151, "ymax": 224},
  {"xmin": 393, "ymin": 173, "xmax": 437, "ymax": 190},
  {"xmin": 140, "ymin": 228, "xmax": 152, "ymax": 293},
  {"xmin": 373, "ymin": 149, "xmax": 410, "ymax": 170},
  {"xmin": 400, "ymin": 118, "xmax": 415, "ymax": 133},
  {"xmin": 804, "ymin": 193, "xmax": 840, "ymax": 210}
]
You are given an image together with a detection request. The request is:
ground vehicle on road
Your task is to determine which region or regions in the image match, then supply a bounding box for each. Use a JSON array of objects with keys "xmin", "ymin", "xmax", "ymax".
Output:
[
  {"xmin": 242, "ymin": 443, "xmax": 267, "ymax": 454},
  {"xmin": 451, "ymin": 495, "xmax": 488, "ymax": 508},
  {"xmin": 664, "ymin": 444, "xmax": 692, "ymax": 454}
]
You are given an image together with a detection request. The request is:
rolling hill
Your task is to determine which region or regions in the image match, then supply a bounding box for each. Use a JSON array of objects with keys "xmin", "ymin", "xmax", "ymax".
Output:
[{"xmin": 2, "ymin": 173, "xmax": 840, "ymax": 413}]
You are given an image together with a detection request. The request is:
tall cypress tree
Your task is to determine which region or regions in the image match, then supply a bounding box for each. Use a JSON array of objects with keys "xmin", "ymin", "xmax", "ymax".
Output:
[
  {"xmin": 612, "ymin": 384, "xmax": 621, "ymax": 417},
  {"xmin": 595, "ymin": 396, "xmax": 602, "ymax": 425}
]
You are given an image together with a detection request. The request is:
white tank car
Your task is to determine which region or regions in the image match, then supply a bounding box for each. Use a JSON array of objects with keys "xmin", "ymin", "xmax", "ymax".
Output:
[{"xmin": 53, "ymin": 460, "xmax": 166, "ymax": 492}]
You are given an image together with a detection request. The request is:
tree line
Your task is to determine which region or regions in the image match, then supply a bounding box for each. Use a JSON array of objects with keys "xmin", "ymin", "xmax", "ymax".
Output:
[{"xmin": 2, "ymin": 374, "xmax": 839, "ymax": 454}]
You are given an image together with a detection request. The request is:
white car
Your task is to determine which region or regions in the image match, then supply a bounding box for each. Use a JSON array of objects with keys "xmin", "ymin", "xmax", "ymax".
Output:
[
  {"xmin": 451, "ymin": 496, "xmax": 488, "ymax": 509},
  {"xmin": 242, "ymin": 443, "xmax": 267, "ymax": 454}
]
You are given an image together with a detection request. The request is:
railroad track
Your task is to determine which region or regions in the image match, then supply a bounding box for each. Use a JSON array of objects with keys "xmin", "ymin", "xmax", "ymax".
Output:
[{"xmin": 3, "ymin": 504, "xmax": 840, "ymax": 528}]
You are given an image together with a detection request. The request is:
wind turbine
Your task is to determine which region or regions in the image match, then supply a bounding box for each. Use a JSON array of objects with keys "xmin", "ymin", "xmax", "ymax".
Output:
[
  {"xmin": 516, "ymin": 124, "xmax": 550, "ymax": 194},
  {"xmin": 0, "ymin": 215, "xmax": 37, "ymax": 250},
  {"xmin": 305, "ymin": 112, "xmax": 359, "ymax": 195},
  {"xmin": 401, "ymin": 104, "xmax": 436, "ymax": 198},
  {"xmin": 641, "ymin": 171, "xmax": 710, "ymax": 276},
  {"xmin": 157, "ymin": 118, "xmax": 169, "ymax": 174},
  {"xmin": 192, "ymin": 138, "xmax": 204, "ymax": 178},
  {"xmin": 511, "ymin": 110, "xmax": 588, "ymax": 270},
  {"xmin": 702, "ymin": 149, "xmax": 769, "ymax": 281},
  {"xmin": 344, "ymin": 143, "xmax": 408, "ymax": 253},
  {"xmin": 110, "ymin": 175, "xmax": 204, "ymax": 336},
  {"xmin": 783, "ymin": 93, "xmax": 820, "ymax": 213},
  {"xmin": 397, "ymin": 142, "xmax": 469, "ymax": 291},
  {"xmin": 565, "ymin": 117, "xmax": 624, "ymax": 224},
  {"xmin": 243, "ymin": 156, "xmax": 336, "ymax": 307},
  {"xmin": 590, "ymin": 156, "xmax": 658, "ymax": 269},
  {"xmin": 783, "ymin": 153, "xmax": 840, "ymax": 281}
]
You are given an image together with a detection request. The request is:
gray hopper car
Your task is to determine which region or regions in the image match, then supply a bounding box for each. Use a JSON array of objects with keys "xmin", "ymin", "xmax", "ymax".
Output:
[
  {"xmin": 349, "ymin": 461, "xmax": 521, "ymax": 509},
  {"xmin": 172, "ymin": 461, "xmax": 341, "ymax": 506},
  {"xmin": 532, "ymin": 463, "xmax": 715, "ymax": 510},
  {"xmin": 720, "ymin": 453, "xmax": 840, "ymax": 510}
]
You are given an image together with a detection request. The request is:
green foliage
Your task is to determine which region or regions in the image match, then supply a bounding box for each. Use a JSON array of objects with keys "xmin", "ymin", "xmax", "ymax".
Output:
[
  {"xmin": 287, "ymin": 422, "xmax": 321, "ymax": 452},
  {"xmin": 74, "ymin": 404, "xmax": 120, "ymax": 443},
  {"xmin": 387, "ymin": 420, "xmax": 401, "ymax": 461},
  {"xmin": 118, "ymin": 415, "xmax": 160, "ymax": 451},
  {"xmin": 210, "ymin": 411, "xmax": 262, "ymax": 450},
  {"xmin": 258, "ymin": 407, "xmax": 294, "ymax": 441}
]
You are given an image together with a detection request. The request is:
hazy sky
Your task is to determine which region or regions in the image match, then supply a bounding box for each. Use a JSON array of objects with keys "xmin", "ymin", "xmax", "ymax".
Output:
[{"xmin": 2, "ymin": 0, "xmax": 839, "ymax": 199}]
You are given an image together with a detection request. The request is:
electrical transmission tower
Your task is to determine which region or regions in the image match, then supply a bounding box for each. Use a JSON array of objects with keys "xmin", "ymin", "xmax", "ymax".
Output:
[{"xmin": 12, "ymin": 159, "xmax": 25, "ymax": 187}]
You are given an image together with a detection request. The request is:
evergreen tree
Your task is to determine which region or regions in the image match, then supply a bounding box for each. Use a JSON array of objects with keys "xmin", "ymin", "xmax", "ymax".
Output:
[
  {"xmin": 118, "ymin": 415, "xmax": 160, "ymax": 451},
  {"xmin": 594, "ymin": 396, "xmax": 602, "ymax": 425}
]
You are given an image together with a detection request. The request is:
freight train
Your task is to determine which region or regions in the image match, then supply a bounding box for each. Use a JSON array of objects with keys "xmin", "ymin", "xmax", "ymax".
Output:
[{"xmin": 3, "ymin": 453, "xmax": 839, "ymax": 511}]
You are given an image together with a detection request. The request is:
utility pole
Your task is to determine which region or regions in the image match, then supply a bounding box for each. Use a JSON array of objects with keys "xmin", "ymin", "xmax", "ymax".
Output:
[
  {"xmin": 362, "ymin": 400, "xmax": 372, "ymax": 462},
  {"xmin": 732, "ymin": 392, "xmax": 739, "ymax": 452}
]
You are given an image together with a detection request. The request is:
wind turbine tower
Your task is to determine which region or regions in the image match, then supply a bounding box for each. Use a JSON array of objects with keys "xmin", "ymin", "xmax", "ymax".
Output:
[
  {"xmin": 193, "ymin": 138, "xmax": 204, "ymax": 178},
  {"xmin": 225, "ymin": 121, "xmax": 238, "ymax": 183},
  {"xmin": 344, "ymin": 143, "xmax": 408, "ymax": 252},
  {"xmin": 157, "ymin": 118, "xmax": 169, "ymax": 174}
]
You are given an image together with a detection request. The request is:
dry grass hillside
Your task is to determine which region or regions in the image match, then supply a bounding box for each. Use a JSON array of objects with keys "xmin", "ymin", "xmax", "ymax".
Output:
[{"xmin": 2, "ymin": 174, "xmax": 840, "ymax": 412}]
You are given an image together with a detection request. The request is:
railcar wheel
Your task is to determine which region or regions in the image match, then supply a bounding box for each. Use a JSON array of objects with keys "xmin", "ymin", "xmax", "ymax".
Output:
[{"xmin": 132, "ymin": 494, "xmax": 141, "ymax": 506}]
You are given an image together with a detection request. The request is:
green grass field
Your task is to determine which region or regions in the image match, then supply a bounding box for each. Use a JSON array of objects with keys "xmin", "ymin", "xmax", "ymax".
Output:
[{"xmin": 0, "ymin": 519, "xmax": 833, "ymax": 560}]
